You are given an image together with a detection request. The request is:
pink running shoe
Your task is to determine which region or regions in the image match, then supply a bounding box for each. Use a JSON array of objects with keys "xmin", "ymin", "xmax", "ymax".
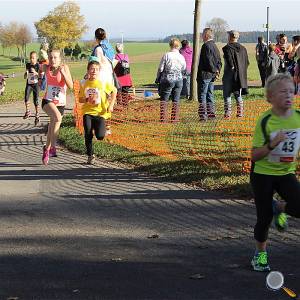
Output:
[
  {"xmin": 49, "ymin": 146, "xmax": 57, "ymax": 157},
  {"xmin": 42, "ymin": 146, "xmax": 50, "ymax": 165}
]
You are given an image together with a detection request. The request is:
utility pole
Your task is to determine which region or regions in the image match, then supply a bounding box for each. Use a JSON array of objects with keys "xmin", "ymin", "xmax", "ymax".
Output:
[
  {"xmin": 266, "ymin": 6, "xmax": 270, "ymax": 44},
  {"xmin": 121, "ymin": 31, "xmax": 124, "ymax": 44},
  {"xmin": 190, "ymin": 0, "xmax": 202, "ymax": 101}
]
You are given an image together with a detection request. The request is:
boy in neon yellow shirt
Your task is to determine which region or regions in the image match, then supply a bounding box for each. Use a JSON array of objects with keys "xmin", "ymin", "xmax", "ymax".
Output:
[
  {"xmin": 79, "ymin": 60, "xmax": 117, "ymax": 164},
  {"xmin": 251, "ymin": 73, "xmax": 300, "ymax": 272}
]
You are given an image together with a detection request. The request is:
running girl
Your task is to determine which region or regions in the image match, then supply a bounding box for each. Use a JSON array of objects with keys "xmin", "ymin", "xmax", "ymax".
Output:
[
  {"xmin": 79, "ymin": 59, "xmax": 116, "ymax": 164},
  {"xmin": 39, "ymin": 49, "xmax": 73, "ymax": 165}
]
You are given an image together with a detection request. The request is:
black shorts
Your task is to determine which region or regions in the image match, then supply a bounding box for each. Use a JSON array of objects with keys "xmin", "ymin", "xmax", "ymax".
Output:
[{"xmin": 42, "ymin": 99, "xmax": 65, "ymax": 116}]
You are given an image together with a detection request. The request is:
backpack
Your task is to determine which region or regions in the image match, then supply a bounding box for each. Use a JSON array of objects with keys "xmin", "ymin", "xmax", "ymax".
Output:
[
  {"xmin": 92, "ymin": 39, "xmax": 115, "ymax": 63},
  {"xmin": 116, "ymin": 54, "xmax": 130, "ymax": 75}
]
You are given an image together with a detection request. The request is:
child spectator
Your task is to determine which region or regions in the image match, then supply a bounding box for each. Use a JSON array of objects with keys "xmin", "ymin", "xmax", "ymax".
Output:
[
  {"xmin": 79, "ymin": 59, "xmax": 117, "ymax": 164},
  {"xmin": 179, "ymin": 40, "xmax": 193, "ymax": 99},
  {"xmin": 265, "ymin": 44, "xmax": 280, "ymax": 80},
  {"xmin": 23, "ymin": 51, "xmax": 40, "ymax": 125},
  {"xmin": 0, "ymin": 72, "xmax": 6, "ymax": 96},
  {"xmin": 38, "ymin": 42, "xmax": 49, "ymax": 65},
  {"xmin": 114, "ymin": 43, "xmax": 133, "ymax": 106}
]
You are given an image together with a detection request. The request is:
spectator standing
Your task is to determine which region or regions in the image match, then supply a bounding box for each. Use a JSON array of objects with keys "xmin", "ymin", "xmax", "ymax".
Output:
[
  {"xmin": 179, "ymin": 40, "xmax": 193, "ymax": 99},
  {"xmin": 265, "ymin": 44, "xmax": 280, "ymax": 80},
  {"xmin": 288, "ymin": 35, "xmax": 300, "ymax": 93},
  {"xmin": 155, "ymin": 38, "xmax": 186, "ymax": 123},
  {"xmin": 114, "ymin": 43, "xmax": 133, "ymax": 106},
  {"xmin": 275, "ymin": 33, "xmax": 293, "ymax": 74},
  {"xmin": 0, "ymin": 73, "xmax": 6, "ymax": 96},
  {"xmin": 255, "ymin": 36, "xmax": 268, "ymax": 87},
  {"xmin": 92, "ymin": 28, "xmax": 115, "ymax": 86},
  {"xmin": 197, "ymin": 27, "xmax": 222, "ymax": 121},
  {"xmin": 38, "ymin": 42, "xmax": 49, "ymax": 65},
  {"xmin": 222, "ymin": 30, "xmax": 249, "ymax": 119}
]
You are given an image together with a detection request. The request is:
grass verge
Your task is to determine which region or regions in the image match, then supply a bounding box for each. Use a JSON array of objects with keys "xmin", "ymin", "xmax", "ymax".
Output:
[{"xmin": 59, "ymin": 114, "xmax": 252, "ymax": 198}]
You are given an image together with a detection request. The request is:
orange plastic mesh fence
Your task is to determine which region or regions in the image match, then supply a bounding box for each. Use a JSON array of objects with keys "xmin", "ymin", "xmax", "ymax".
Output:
[{"xmin": 72, "ymin": 80, "xmax": 300, "ymax": 174}]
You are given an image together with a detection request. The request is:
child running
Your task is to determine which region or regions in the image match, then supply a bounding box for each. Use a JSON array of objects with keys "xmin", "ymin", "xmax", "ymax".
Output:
[
  {"xmin": 39, "ymin": 49, "xmax": 73, "ymax": 165},
  {"xmin": 23, "ymin": 51, "xmax": 40, "ymax": 125},
  {"xmin": 79, "ymin": 58, "xmax": 117, "ymax": 164},
  {"xmin": 250, "ymin": 73, "xmax": 300, "ymax": 272}
]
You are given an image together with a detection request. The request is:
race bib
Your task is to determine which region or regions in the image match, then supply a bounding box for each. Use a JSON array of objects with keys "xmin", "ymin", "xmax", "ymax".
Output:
[
  {"xmin": 85, "ymin": 87, "xmax": 101, "ymax": 105},
  {"xmin": 28, "ymin": 72, "xmax": 38, "ymax": 84},
  {"xmin": 46, "ymin": 85, "xmax": 66, "ymax": 105},
  {"xmin": 268, "ymin": 129, "xmax": 300, "ymax": 163}
]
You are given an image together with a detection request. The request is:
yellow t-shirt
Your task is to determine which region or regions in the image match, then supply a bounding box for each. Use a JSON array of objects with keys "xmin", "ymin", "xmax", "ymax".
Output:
[{"xmin": 79, "ymin": 79, "xmax": 116, "ymax": 119}]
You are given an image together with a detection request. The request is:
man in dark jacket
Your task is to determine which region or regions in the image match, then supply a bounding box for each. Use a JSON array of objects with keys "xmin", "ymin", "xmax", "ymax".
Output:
[
  {"xmin": 197, "ymin": 27, "xmax": 222, "ymax": 121},
  {"xmin": 255, "ymin": 36, "xmax": 268, "ymax": 87},
  {"xmin": 222, "ymin": 30, "xmax": 249, "ymax": 118}
]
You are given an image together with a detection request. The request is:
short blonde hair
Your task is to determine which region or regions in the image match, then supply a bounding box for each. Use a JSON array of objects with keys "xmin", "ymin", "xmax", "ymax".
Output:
[
  {"xmin": 266, "ymin": 73, "xmax": 294, "ymax": 98},
  {"xmin": 268, "ymin": 43, "xmax": 276, "ymax": 53},
  {"xmin": 169, "ymin": 38, "xmax": 181, "ymax": 49},
  {"xmin": 115, "ymin": 43, "xmax": 124, "ymax": 53}
]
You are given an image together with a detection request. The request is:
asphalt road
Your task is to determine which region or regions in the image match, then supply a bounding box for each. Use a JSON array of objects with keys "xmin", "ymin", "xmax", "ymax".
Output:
[{"xmin": 0, "ymin": 101, "xmax": 300, "ymax": 300}]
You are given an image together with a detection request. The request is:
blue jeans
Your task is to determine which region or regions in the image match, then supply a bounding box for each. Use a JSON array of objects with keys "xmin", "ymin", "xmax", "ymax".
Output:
[
  {"xmin": 197, "ymin": 78, "xmax": 215, "ymax": 119},
  {"xmin": 160, "ymin": 79, "xmax": 183, "ymax": 102},
  {"xmin": 222, "ymin": 71, "xmax": 243, "ymax": 117},
  {"xmin": 181, "ymin": 72, "xmax": 191, "ymax": 98}
]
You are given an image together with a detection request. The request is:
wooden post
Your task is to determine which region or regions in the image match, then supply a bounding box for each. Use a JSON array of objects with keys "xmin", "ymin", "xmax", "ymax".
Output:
[{"xmin": 190, "ymin": 0, "xmax": 202, "ymax": 101}]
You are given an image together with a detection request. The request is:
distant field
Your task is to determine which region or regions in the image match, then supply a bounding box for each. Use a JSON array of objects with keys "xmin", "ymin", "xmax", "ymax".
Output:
[{"xmin": 0, "ymin": 42, "xmax": 260, "ymax": 94}]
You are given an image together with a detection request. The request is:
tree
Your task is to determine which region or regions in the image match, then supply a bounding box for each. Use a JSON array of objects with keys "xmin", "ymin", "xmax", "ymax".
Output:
[
  {"xmin": 0, "ymin": 22, "xmax": 15, "ymax": 56},
  {"xmin": 82, "ymin": 40, "xmax": 95, "ymax": 54},
  {"xmin": 14, "ymin": 23, "xmax": 32, "ymax": 65},
  {"xmin": 206, "ymin": 17, "xmax": 229, "ymax": 42},
  {"xmin": 35, "ymin": 1, "xmax": 88, "ymax": 50},
  {"xmin": 64, "ymin": 46, "xmax": 73, "ymax": 57},
  {"xmin": 0, "ymin": 22, "xmax": 32, "ymax": 61},
  {"xmin": 190, "ymin": 0, "xmax": 202, "ymax": 101},
  {"xmin": 72, "ymin": 43, "xmax": 81, "ymax": 59}
]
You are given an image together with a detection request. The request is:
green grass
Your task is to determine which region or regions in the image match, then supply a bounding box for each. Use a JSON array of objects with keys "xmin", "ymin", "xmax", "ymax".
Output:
[
  {"xmin": 0, "ymin": 42, "xmax": 261, "ymax": 95},
  {"xmin": 59, "ymin": 114, "xmax": 252, "ymax": 198}
]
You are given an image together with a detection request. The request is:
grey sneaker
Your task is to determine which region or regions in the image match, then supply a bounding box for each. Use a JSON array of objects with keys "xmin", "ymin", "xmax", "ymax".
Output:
[{"xmin": 87, "ymin": 155, "xmax": 95, "ymax": 165}]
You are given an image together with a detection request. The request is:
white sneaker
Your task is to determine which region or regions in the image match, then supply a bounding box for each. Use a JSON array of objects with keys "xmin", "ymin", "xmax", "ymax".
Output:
[{"xmin": 87, "ymin": 155, "xmax": 95, "ymax": 165}]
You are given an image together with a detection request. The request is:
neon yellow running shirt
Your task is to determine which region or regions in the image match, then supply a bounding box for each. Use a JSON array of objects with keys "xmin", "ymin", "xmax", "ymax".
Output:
[
  {"xmin": 252, "ymin": 109, "xmax": 300, "ymax": 175},
  {"xmin": 79, "ymin": 79, "xmax": 116, "ymax": 119}
]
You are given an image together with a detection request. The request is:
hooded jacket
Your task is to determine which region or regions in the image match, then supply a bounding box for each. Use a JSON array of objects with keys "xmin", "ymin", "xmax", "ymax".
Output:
[
  {"xmin": 266, "ymin": 52, "xmax": 280, "ymax": 78},
  {"xmin": 222, "ymin": 42, "xmax": 249, "ymax": 91},
  {"xmin": 179, "ymin": 46, "xmax": 193, "ymax": 73}
]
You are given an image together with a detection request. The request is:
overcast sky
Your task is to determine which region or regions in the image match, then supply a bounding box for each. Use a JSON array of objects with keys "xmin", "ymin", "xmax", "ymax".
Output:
[{"xmin": 0, "ymin": 0, "xmax": 299, "ymax": 40}]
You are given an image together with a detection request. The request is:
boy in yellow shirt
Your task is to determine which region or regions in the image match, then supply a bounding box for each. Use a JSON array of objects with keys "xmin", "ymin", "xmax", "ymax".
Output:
[{"xmin": 79, "ymin": 59, "xmax": 117, "ymax": 164}]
